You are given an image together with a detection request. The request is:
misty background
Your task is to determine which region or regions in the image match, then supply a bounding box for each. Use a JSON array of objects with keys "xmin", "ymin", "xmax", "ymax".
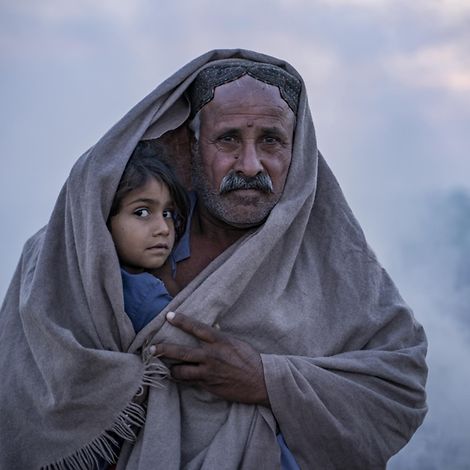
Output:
[{"xmin": 1, "ymin": 1, "xmax": 469, "ymax": 468}]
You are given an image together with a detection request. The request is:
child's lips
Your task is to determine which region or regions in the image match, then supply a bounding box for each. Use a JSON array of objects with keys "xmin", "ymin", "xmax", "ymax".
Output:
[{"xmin": 147, "ymin": 243, "xmax": 169, "ymax": 251}]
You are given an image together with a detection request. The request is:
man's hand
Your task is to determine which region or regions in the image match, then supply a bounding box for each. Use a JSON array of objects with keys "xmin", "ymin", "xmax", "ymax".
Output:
[{"xmin": 150, "ymin": 312, "xmax": 270, "ymax": 406}]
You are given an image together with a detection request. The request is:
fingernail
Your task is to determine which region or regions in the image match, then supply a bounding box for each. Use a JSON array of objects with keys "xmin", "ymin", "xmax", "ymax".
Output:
[
  {"xmin": 149, "ymin": 345, "xmax": 157, "ymax": 355},
  {"xmin": 166, "ymin": 311, "xmax": 175, "ymax": 321}
]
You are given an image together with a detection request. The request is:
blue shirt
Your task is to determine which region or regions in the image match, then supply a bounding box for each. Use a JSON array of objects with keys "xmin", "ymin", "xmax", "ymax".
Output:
[{"xmin": 121, "ymin": 270, "xmax": 172, "ymax": 332}]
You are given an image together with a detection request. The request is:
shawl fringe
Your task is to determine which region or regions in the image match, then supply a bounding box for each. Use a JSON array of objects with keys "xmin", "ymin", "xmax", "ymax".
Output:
[{"xmin": 41, "ymin": 358, "xmax": 169, "ymax": 470}]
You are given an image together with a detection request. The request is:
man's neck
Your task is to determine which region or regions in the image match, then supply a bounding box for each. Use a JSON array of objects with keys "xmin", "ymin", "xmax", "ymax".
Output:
[
  {"xmin": 153, "ymin": 201, "xmax": 255, "ymax": 296},
  {"xmin": 192, "ymin": 201, "xmax": 252, "ymax": 251}
]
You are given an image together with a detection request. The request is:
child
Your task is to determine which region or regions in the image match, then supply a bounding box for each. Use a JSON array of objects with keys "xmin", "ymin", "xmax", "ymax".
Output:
[{"xmin": 108, "ymin": 149, "xmax": 189, "ymax": 333}]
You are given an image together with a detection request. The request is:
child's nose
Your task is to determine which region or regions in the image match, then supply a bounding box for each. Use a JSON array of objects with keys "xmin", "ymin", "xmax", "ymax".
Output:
[{"xmin": 152, "ymin": 216, "xmax": 170, "ymax": 236}]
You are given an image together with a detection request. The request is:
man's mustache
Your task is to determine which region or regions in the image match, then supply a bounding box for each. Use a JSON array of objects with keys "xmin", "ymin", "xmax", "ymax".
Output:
[{"xmin": 219, "ymin": 172, "xmax": 274, "ymax": 194}]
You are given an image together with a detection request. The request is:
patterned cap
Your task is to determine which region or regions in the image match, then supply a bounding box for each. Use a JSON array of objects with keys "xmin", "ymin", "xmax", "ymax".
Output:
[{"xmin": 187, "ymin": 60, "xmax": 301, "ymax": 117}]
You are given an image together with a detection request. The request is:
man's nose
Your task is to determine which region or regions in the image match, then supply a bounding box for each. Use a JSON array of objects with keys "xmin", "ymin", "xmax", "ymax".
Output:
[{"xmin": 233, "ymin": 142, "xmax": 264, "ymax": 177}]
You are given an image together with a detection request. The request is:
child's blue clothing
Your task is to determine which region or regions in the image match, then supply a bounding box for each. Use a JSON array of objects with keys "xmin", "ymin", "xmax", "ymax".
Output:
[{"xmin": 121, "ymin": 269, "xmax": 172, "ymax": 332}]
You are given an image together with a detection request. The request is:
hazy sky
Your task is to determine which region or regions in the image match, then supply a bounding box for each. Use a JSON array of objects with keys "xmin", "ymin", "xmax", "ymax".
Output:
[{"xmin": 1, "ymin": 1, "xmax": 469, "ymax": 468}]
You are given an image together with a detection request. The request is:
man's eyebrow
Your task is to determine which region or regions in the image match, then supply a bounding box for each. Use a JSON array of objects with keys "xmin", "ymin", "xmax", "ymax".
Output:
[
  {"xmin": 261, "ymin": 126, "xmax": 283, "ymax": 133},
  {"xmin": 215, "ymin": 127, "xmax": 241, "ymax": 134},
  {"xmin": 260, "ymin": 126, "xmax": 290, "ymax": 136}
]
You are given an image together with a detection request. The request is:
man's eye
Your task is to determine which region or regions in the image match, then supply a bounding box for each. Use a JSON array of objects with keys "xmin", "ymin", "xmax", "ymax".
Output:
[
  {"xmin": 262, "ymin": 135, "xmax": 281, "ymax": 144},
  {"xmin": 134, "ymin": 208, "xmax": 150, "ymax": 218},
  {"xmin": 162, "ymin": 210, "xmax": 174, "ymax": 220},
  {"xmin": 218, "ymin": 135, "xmax": 238, "ymax": 143},
  {"xmin": 215, "ymin": 134, "xmax": 240, "ymax": 152}
]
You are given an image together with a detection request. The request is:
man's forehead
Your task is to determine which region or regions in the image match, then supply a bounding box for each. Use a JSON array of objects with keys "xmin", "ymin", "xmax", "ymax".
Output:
[
  {"xmin": 203, "ymin": 107, "xmax": 293, "ymax": 129},
  {"xmin": 199, "ymin": 76, "xmax": 295, "ymax": 127},
  {"xmin": 211, "ymin": 76, "xmax": 290, "ymax": 110}
]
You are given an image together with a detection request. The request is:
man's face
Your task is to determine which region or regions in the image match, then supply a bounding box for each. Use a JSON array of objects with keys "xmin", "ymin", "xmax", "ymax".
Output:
[{"xmin": 192, "ymin": 75, "xmax": 296, "ymax": 227}]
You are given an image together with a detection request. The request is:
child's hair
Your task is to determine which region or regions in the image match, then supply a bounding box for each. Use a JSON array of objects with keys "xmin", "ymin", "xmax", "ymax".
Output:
[{"xmin": 109, "ymin": 146, "xmax": 190, "ymax": 240}]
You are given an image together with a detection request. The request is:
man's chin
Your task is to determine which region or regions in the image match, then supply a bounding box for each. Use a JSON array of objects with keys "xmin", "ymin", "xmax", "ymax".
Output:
[
  {"xmin": 220, "ymin": 216, "xmax": 266, "ymax": 229},
  {"xmin": 197, "ymin": 187, "xmax": 279, "ymax": 228},
  {"xmin": 216, "ymin": 201, "xmax": 274, "ymax": 228}
]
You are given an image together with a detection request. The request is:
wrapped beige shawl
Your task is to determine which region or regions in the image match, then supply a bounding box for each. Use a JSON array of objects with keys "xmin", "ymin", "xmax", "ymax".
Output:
[{"xmin": 0, "ymin": 49, "xmax": 427, "ymax": 470}]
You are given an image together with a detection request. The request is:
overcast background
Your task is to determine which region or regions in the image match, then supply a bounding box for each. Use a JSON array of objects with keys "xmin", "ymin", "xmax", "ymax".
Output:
[{"xmin": 1, "ymin": 1, "xmax": 469, "ymax": 468}]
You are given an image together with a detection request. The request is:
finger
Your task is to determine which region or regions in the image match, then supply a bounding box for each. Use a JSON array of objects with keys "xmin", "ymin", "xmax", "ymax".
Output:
[
  {"xmin": 166, "ymin": 311, "xmax": 219, "ymax": 344},
  {"xmin": 154, "ymin": 343, "xmax": 206, "ymax": 364},
  {"xmin": 170, "ymin": 364, "xmax": 204, "ymax": 382}
]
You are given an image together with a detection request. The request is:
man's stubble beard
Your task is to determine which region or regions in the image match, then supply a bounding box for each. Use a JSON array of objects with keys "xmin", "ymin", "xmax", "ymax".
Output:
[{"xmin": 191, "ymin": 148, "xmax": 282, "ymax": 228}]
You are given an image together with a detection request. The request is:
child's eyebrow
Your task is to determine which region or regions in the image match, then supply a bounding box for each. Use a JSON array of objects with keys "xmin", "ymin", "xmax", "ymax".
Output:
[
  {"xmin": 126, "ymin": 197, "xmax": 156, "ymax": 205},
  {"xmin": 127, "ymin": 197, "xmax": 174, "ymax": 206}
]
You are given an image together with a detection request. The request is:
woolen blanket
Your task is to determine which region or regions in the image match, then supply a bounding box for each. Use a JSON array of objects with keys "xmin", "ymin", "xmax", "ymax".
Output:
[{"xmin": 0, "ymin": 49, "xmax": 427, "ymax": 470}]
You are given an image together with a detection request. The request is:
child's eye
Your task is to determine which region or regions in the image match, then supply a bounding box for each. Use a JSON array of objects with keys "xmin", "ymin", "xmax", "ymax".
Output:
[
  {"xmin": 134, "ymin": 208, "xmax": 151, "ymax": 218},
  {"xmin": 162, "ymin": 209, "xmax": 174, "ymax": 220}
]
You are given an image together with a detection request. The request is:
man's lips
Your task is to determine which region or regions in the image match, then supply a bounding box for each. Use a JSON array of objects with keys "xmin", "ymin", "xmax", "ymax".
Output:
[{"xmin": 221, "ymin": 188, "xmax": 265, "ymax": 196}]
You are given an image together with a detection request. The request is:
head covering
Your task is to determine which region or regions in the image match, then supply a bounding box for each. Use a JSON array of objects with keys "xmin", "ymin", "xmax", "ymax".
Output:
[
  {"xmin": 187, "ymin": 59, "xmax": 302, "ymax": 116},
  {"xmin": 0, "ymin": 49, "xmax": 427, "ymax": 469}
]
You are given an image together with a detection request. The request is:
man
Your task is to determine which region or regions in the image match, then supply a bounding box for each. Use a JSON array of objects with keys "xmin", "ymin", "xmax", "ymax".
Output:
[
  {"xmin": 150, "ymin": 68, "xmax": 298, "ymax": 409},
  {"xmin": 0, "ymin": 50, "xmax": 427, "ymax": 470},
  {"xmin": 139, "ymin": 56, "xmax": 427, "ymax": 468}
]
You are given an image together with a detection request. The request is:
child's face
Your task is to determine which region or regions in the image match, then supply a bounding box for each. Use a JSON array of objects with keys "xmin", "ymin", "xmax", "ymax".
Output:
[{"xmin": 109, "ymin": 178, "xmax": 176, "ymax": 273}]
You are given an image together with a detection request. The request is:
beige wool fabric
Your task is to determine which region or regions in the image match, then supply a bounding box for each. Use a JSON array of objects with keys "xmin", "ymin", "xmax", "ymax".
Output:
[{"xmin": 0, "ymin": 49, "xmax": 427, "ymax": 470}]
